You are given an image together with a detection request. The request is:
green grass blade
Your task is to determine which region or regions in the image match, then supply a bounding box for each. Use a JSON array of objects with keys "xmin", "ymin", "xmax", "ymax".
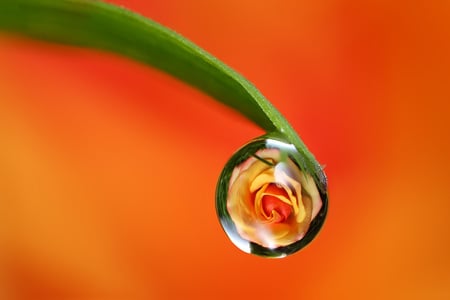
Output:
[{"xmin": 0, "ymin": 0, "xmax": 326, "ymax": 188}]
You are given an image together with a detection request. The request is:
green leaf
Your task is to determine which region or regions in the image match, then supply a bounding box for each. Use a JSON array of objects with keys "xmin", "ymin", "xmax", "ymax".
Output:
[{"xmin": 0, "ymin": 0, "xmax": 326, "ymax": 191}]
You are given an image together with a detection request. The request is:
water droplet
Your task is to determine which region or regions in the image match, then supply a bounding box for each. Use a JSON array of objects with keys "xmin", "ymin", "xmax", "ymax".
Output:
[{"xmin": 216, "ymin": 134, "xmax": 328, "ymax": 258}]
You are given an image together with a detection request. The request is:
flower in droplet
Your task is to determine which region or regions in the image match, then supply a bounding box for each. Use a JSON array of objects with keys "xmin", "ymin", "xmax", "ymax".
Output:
[{"xmin": 227, "ymin": 148, "xmax": 322, "ymax": 248}]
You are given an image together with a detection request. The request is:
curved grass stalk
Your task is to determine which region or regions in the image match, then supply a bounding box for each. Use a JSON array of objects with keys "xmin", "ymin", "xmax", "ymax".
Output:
[{"xmin": 0, "ymin": 0, "xmax": 326, "ymax": 191}]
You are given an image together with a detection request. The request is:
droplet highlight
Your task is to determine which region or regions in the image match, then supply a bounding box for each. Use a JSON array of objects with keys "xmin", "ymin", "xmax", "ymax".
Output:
[{"xmin": 216, "ymin": 135, "xmax": 328, "ymax": 258}]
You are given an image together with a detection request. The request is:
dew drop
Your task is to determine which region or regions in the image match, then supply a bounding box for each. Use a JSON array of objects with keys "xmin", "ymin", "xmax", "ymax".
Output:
[{"xmin": 216, "ymin": 134, "xmax": 328, "ymax": 258}]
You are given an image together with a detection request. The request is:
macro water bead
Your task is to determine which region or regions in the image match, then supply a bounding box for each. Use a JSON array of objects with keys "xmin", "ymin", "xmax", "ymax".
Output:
[{"xmin": 216, "ymin": 136, "xmax": 328, "ymax": 258}]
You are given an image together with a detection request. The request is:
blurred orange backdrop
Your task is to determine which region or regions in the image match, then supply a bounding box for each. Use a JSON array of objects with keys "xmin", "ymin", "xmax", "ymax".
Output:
[{"xmin": 1, "ymin": 0, "xmax": 450, "ymax": 299}]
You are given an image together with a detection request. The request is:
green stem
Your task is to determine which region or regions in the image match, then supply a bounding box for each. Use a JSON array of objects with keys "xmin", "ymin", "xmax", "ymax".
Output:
[{"xmin": 0, "ymin": 0, "xmax": 325, "ymax": 187}]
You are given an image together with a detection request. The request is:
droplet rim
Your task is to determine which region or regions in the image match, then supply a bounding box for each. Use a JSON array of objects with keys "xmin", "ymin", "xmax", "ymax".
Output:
[{"xmin": 216, "ymin": 133, "xmax": 328, "ymax": 258}]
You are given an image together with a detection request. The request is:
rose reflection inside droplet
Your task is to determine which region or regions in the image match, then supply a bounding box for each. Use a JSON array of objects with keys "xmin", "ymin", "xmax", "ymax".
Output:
[{"xmin": 227, "ymin": 148, "xmax": 322, "ymax": 249}]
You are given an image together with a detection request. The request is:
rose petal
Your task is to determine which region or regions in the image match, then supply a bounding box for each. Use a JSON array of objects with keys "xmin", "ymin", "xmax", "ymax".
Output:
[
  {"xmin": 261, "ymin": 194, "xmax": 293, "ymax": 222},
  {"xmin": 226, "ymin": 148, "xmax": 323, "ymax": 248}
]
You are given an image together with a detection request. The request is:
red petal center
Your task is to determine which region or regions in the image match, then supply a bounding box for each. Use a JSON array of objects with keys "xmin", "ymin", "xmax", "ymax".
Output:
[{"xmin": 261, "ymin": 184, "xmax": 293, "ymax": 222}]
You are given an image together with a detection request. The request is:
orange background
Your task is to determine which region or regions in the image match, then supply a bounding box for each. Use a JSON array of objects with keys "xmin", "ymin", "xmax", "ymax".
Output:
[{"xmin": 1, "ymin": 0, "xmax": 450, "ymax": 299}]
